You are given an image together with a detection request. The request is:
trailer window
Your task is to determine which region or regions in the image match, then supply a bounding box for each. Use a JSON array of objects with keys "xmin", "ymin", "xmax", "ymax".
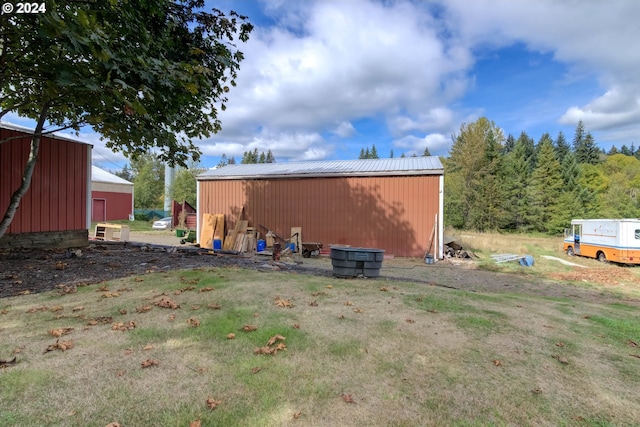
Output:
[{"xmin": 636, "ymin": 230, "xmax": 640, "ymax": 240}]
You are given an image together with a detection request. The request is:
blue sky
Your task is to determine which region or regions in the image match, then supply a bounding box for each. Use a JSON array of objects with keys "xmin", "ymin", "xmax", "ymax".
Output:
[{"xmin": 5, "ymin": 0, "xmax": 640, "ymax": 170}]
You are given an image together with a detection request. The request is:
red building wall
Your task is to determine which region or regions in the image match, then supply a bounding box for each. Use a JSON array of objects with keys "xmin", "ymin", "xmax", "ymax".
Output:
[
  {"xmin": 198, "ymin": 175, "xmax": 440, "ymax": 258},
  {"xmin": 91, "ymin": 191, "xmax": 133, "ymax": 221},
  {"xmin": 0, "ymin": 127, "xmax": 89, "ymax": 234}
]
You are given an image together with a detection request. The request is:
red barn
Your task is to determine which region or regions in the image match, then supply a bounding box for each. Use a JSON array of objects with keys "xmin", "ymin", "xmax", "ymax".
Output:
[
  {"xmin": 91, "ymin": 165, "xmax": 134, "ymax": 222},
  {"xmin": 0, "ymin": 123, "xmax": 91, "ymax": 248}
]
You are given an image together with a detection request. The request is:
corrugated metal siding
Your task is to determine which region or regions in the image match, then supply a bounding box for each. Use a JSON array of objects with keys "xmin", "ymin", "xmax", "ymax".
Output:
[
  {"xmin": 0, "ymin": 127, "xmax": 89, "ymax": 234},
  {"xmin": 198, "ymin": 175, "xmax": 440, "ymax": 257}
]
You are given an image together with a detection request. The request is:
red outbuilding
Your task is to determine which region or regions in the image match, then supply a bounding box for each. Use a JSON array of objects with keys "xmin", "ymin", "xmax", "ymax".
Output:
[
  {"xmin": 0, "ymin": 123, "xmax": 92, "ymax": 248},
  {"xmin": 91, "ymin": 165, "xmax": 134, "ymax": 222}
]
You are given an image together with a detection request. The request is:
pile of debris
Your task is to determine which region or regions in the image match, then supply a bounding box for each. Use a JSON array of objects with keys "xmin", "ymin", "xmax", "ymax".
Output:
[{"xmin": 444, "ymin": 240, "xmax": 474, "ymax": 259}]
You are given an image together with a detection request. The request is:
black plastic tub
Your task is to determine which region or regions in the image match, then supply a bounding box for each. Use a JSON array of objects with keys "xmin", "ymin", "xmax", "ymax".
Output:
[{"xmin": 330, "ymin": 246, "xmax": 385, "ymax": 278}]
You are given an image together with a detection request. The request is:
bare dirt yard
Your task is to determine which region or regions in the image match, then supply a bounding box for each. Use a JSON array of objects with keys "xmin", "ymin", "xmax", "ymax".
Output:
[{"xmin": 2, "ymin": 231, "xmax": 639, "ymax": 307}]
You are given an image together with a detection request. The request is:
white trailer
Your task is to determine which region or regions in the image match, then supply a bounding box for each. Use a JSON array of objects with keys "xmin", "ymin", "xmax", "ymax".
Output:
[{"xmin": 563, "ymin": 219, "xmax": 640, "ymax": 264}]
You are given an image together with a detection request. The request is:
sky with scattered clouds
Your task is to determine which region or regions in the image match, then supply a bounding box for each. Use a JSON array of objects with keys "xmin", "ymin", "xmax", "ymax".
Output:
[{"xmin": 5, "ymin": 0, "xmax": 640, "ymax": 170}]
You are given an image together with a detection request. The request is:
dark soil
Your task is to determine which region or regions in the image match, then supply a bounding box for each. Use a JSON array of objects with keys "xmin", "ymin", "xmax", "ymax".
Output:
[
  {"xmin": 2, "ymin": 242, "xmax": 639, "ymax": 308},
  {"xmin": 0, "ymin": 242, "xmax": 332, "ymax": 299}
]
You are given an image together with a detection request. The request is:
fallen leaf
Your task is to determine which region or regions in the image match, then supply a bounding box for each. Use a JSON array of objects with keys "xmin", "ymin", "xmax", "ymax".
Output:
[
  {"xmin": 117, "ymin": 370, "xmax": 125, "ymax": 377},
  {"xmin": 627, "ymin": 340, "xmax": 639, "ymax": 348},
  {"xmin": 44, "ymin": 339, "xmax": 74, "ymax": 353},
  {"xmin": 293, "ymin": 323, "xmax": 300, "ymax": 329},
  {"xmin": 124, "ymin": 349, "xmax": 133, "ymax": 356},
  {"xmin": 140, "ymin": 359, "xmax": 159, "ymax": 368},
  {"xmin": 405, "ymin": 318, "xmax": 416, "ymax": 323},
  {"xmin": 251, "ymin": 367, "xmax": 262, "ymax": 374},
  {"xmin": 50, "ymin": 305, "xmax": 64, "ymax": 312},
  {"xmin": 341, "ymin": 394, "xmax": 356, "ymax": 404},
  {"xmin": 556, "ymin": 342, "xmax": 565, "ymax": 347},
  {"xmin": 143, "ymin": 344, "xmax": 154, "ymax": 351},
  {"xmin": 629, "ymin": 354, "xmax": 640, "ymax": 359},
  {"xmin": 102, "ymin": 292, "xmax": 120, "ymax": 298},
  {"xmin": 309, "ymin": 300, "xmax": 318, "ymax": 307},
  {"xmin": 191, "ymin": 305, "xmax": 201, "ymax": 310},
  {"xmin": 26, "ymin": 305, "xmax": 48, "ymax": 313},
  {"xmin": 344, "ymin": 301, "xmax": 354, "ymax": 306},
  {"xmin": 380, "ymin": 287, "xmax": 388, "ymax": 292},
  {"xmin": 155, "ymin": 296, "xmax": 180, "ymax": 309},
  {"xmin": 427, "ymin": 309, "xmax": 438, "ymax": 314},
  {"xmin": 136, "ymin": 305, "xmax": 152, "ymax": 313},
  {"xmin": 326, "ymin": 285, "xmax": 333, "ymax": 289},
  {"xmin": 353, "ymin": 308, "xmax": 363, "ymax": 314},
  {"xmin": 97, "ymin": 285, "xmax": 109, "ymax": 292},
  {"xmin": 199, "ymin": 286, "xmax": 215, "ymax": 292},
  {"xmin": 293, "ymin": 411, "xmax": 302, "ymax": 419},
  {"xmin": 242, "ymin": 325, "xmax": 257, "ymax": 332},
  {"xmin": 1, "ymin": 309, "xmax": 8, "ymax": 315},
  {"xmin": 338, "ymin": 315, "xmax": 345, "ymax": 319},
  {"xmin": 49, "ymin": 327, "xmax": 74, "ymax": 338},
  {"xmin": 206, "ymin": 397, "xmax": 222, "ymax": 410},
  {"xmin": 168, "ymin": 315, "xmax": 176, "ymax": 322},
  {"xmin": 134, "ymin": 278, "xmax": 144, "ymax": 282},
  {"xmin": 207, "ymin": 302, "xmax": 221, "ymax": 309},
  {"xmin": 227, "ymin": 333, "xmax": 236, "ymax": 340},
  {"xmin": 274, "ymin": 296, "xmax": 294, "ymax": 308},
  {"xmin": 111, "ymin": 321, "xmax": 136, "ymax": 331},
  {"xmin": 105, "ymin": 423, "xmax": 121, "ymax": 427},
  {"xmin": 267, "ymin": 334, "xmax": 286, "ymax": 346},
  {"xmin": 55, "ymin": 261, "xmax": 68, "ymax": 270},
  {"xmin": 72, "ymin": 306, "xmax": 84, "ymax": 312},
  {"xmin": 531, "ymin": 388, "xmax": 542, "ymax": 394},
  {"xmin": 552, "ymin": 354, "xmax": 569, "ymax": 364},
  {"xmin": 493, "ymin": 359, "xmax": 502, "ymax": 366},
  {"xmin": 119, "ymin": 309, "xmax": 127, "ymax": 315},
  {"xmin": 190, "ymin": 420, "xmax": 202, "ymax": 427},
  {"xmin": 187, "ymin": 317, "xmax": 200, "ymax": 328}
]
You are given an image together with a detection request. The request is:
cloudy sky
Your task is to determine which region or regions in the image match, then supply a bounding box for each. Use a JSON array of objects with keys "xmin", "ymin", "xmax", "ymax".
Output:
[{"xmin": 6, "ymin": 0, "xmax": 640, "ymax": 169}]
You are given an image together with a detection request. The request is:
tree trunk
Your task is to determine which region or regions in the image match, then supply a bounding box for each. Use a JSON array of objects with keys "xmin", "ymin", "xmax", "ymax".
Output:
[{"xmin": 0, "ymin": 103, "xmax": 50, "ymax": 239}]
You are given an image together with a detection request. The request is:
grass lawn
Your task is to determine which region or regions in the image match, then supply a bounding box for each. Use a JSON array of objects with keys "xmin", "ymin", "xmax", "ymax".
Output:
[{"xmin": 1, "ymin": 266, "xmax": 639, "ymax": 426}]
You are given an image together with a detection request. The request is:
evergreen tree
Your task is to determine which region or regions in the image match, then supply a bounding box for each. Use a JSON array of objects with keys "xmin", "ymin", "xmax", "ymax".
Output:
[
  {"xmin": 228, "ymin": 156, "xmax": 237, "ymax": 165},
  {"xmin": 503, "ymin": 134, "xmax": 516, "ymax": 154},
  {"xmin": 423, "ymin": 146, "xmax": 431, "ymax": 156},
  {"xmin": 573, "ymin": 121, "xmax": 600, "ymax": 164},
  {"xmin": 469, "ymin": 129, "xmax": 505, "ymax": 231},
  {"xmin": 620, "ymin": 145, "xmax": 631, "ymax": 156},
  {"xmin": 364, "ymin": 147, "xmax": 371, "ymax": 159},
  {"xmin": 516, "ymin": 131, "xmax": 536, "ymax": 170},
  {"xmin": 390, "ymin": 149, "xmax": 394, "ymax": 158},
  {"xmin": 217, "ymin": 154, "xmax": 229, "ymax": 168},
  {"xmin": 400, "ymin": 153, "xmax": 406, "ymax": 158},
  {"xmin": 529, "ymin": 139, "xmax": 564, "ymax": 233},
  {"xmin": 258, "ymin": 152, "xmax": 266, "ymax": 163},
  {"xmin": 266, "ymin": 150, "xmax": 276, "ymax": 163},
  {"xmin": 502, "ymin": 140, "xmax": 532, "ymax": 231},
  {"xmin": 115, "ymin": 164, "xmax": 134, "ymax": 182},
  {"xmin": 359, "ymin": 148, "xmax": 366, "ymax": 159},
  {"xmin": 554, "ymin": 131, "xmax": 571, "ymax": 163},
  {"xmin": 370, "ymin": 145, "xmax": 379, "ymax": 159}
]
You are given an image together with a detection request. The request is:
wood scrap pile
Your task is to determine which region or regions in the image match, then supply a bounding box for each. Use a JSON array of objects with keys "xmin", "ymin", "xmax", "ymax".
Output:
[{"xmin": 444, "ymin": 241, "xmax": 474, "ymax": 259}]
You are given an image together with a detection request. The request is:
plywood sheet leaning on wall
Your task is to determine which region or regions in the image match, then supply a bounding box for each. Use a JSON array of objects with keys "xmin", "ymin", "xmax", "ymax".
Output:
[{"xmin": 200, "ymin": 213, "xmax": 224, "ymax": 250}]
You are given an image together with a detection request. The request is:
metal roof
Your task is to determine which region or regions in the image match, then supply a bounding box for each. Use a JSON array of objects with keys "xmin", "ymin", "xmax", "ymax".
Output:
[
  {"xmin": 1, "ymin": 122, "xmax": 93, "ymax": 146},
  {"xmin": 92, "ymin": 165, "xmax": 133, "ymax": 185},
  {"xmin": 198, "ymin": 157, "xmax": 444, "ymax": 180}
]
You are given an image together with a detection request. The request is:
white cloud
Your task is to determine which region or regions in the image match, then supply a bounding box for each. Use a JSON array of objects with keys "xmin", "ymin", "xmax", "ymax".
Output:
[{"xmin": 393, "ymin": 133, "xmax": 449, "ymax": 156}]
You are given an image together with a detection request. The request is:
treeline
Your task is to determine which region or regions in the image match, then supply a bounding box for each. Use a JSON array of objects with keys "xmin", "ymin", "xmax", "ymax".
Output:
[
  {"xmin": 359, "ymin": 144, "xmax": 431, "ymax": 159},
  {"xmin": 445, "ymin": 118, "xmax": 640, "ymax": 234}
]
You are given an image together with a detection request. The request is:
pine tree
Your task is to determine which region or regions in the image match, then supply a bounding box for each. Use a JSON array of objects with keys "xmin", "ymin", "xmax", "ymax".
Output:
[
  {"xmin": 364, "ymin": 148, "xmax": 371, "ymax": 159},
  {"xmin": 265, "ymin": 149, "xmax": 275, "ymax": 163},
  {"xmin": 516, "ymin": 131, "xmax": 536, "ymax": 170},
  {"xmin": 359, "ymin": 148, "xmax": 366, "ymax": 159},
  {"xmin": 228, "ymin": 156, "xmax": 236, "ymax": 165},
  {"xmin": 502, "ymin": 140, "xmax": 532, "ymax": 231},
  {"xmin": 258, "ymin": 152, "xmax": 266, "ymax": 163},
  {"xmin": 217, "ymin": 154, "xmax": 228, "ymax": 168},
  {"xmin": 390, "ymin": 149, "xmax": 394, "ymax": 158},
  {"xmin": 370, "ymin": 145, "xmax": 379, "ymax": 159},
  {"xmin": 554, "ymin": 131, "xmax": 570, "ymax": 163},
  {"xmin": 469, "ymin": 129, "xmax": 505, "ymax": 231},
  {"xmin": 503, "ymin": 134, "xmax": 516, "ymax": 154},
  {"xmin": 422, "ymin": 146, "xmax": 431, "ymax": 156},
  {"xmin": 529, "ymin": 139, "xmax": 564, "ymax": 233},
  {"xmin": 609, "ymin": 146, "xmax": 620, "ymax": 156}
]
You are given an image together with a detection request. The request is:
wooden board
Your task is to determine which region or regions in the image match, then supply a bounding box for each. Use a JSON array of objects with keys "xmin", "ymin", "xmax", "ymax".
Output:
[{"xmin": 200, "ymin": 214, "xmax": 217, "ymax": 250}]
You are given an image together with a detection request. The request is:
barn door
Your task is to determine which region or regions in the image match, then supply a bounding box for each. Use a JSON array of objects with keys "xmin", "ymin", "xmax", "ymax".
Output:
[{"xmin": 92, "ymin": 199, "xmax": 106, "ymax": 222}]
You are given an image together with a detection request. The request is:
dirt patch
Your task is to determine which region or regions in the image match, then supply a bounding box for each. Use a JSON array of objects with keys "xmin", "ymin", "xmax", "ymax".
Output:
[{"xmin": 1, "ymin": 232, "xmax": 639, "ymax": 306}]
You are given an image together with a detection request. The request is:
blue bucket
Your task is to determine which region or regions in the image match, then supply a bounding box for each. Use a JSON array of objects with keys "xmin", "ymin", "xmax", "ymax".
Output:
[
  {"xmin": 257, "ymin": 239, "xmax": 266, "ymax": 252},
  {"xmin": 288, "ymin": 243, "xmax": 296, "ymax": 252},
  {"xmin": 425, "ymin": 254, "xmax": 434, "ymax": 264},
  {"xmin": 213, "ymin": 239, "xmax": 222, "ymax": 250}
]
